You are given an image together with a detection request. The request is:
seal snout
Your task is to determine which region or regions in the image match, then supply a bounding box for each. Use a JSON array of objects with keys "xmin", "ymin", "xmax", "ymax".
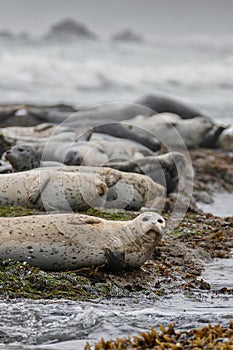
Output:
[{"xmin": 138, "ymin": 212, "xmax": 165, "ymax": 244}]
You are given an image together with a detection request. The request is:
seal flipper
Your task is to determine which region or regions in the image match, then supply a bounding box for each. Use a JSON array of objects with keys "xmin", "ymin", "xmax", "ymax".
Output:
[
  {"xmin": 104, "ymin": 236, "xmax": 126, "ymax": 271},
  {"xmin": 28, "ymin": 172, "xmax": 51, "ymax": 206}
]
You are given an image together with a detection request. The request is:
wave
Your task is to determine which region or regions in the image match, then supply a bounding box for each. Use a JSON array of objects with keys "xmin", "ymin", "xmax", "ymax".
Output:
[{"xmin": 0, "ymin": 40, "xmax": 232, "ymax": 107}]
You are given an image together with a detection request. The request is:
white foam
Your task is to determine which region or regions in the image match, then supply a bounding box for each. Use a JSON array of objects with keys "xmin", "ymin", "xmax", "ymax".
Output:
[{"xmin": 0, "ymin": 39, "xmax": 233, "ymax": 123}]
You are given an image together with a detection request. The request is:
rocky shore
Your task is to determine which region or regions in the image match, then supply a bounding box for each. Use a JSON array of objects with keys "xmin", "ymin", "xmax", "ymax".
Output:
[
  {"xmin": 87, "ymin": 321, "xmax": 233, "ymax": 349},
  {"xmin": 0, "ymin": 149, "xmax": 232, "ymax": 301},
  {"xmin": 0, "ymin": 103, "xmax": 232, "ymax": 348}
]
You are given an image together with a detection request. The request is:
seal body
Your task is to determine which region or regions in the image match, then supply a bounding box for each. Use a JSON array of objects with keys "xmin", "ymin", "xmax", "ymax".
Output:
[
  {"xmin": 124, "ymin": 114, "xmax": 213, "ymax": 149},
  {"xmin": 105, "ymin": 152, "xmax": 187, "ymax": 194},
  {"xmin": 63, "ymin": 139, "xmax": 153, "ymax": 166},
  {"xmin": 136, "ymin": 94, "xmax": 207, "ymax": 119},
  {"xmin": 0, "ymin": 212, "xmax": 165, "ymax": 271},
  {"xmin": 0, "ymin": 123, "xmax": 92, "ymax": 156},
  {"xmin": 5, "ymin": 144, "xmax": 66, "ymax": 171},
  {"xmin": 0, "ymin": 166, "xmax": 165, "ymax": 211},
  {"xmin": 0, "ymin": 167, "xmax": 108, "ymax": 211}
]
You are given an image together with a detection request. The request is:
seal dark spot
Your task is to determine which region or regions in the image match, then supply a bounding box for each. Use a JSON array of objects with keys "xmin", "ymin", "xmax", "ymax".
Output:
[{"xmin": 142, "ymin": 217, "xmax": 149, "ymax": 222}]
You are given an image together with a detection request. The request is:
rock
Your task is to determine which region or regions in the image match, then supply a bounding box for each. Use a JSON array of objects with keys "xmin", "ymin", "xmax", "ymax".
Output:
[
  {"xmin": 112, "ymin": 29, "xmax": 144, "ymax": 43},
  {"xmin": 45, "ymin": 18, "xmax": 97, "ymax": 41}
]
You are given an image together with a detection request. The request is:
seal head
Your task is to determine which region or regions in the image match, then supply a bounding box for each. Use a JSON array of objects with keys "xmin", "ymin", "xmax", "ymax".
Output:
[
  {"xmin": 134, "ymin": 212, "xmax": 165, "ymax": 245},
  {"xmin": 5, "ymin": 144, "xmax": 40, "ymax": 171}
]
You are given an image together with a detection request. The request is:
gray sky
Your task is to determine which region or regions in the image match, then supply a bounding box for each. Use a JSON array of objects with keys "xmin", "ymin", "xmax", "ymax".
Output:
[{"xmin": 0, "ymin": 0, "xmax": 233, "ymax": 38}]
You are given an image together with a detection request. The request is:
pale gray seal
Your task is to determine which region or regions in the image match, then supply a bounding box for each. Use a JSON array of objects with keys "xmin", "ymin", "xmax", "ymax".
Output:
[
  {"xmin": 0, "ymin": 212, "xmax": 165, "ymax": 271},
  {"xmin": 0, "ymin": 166, "xmax": 165, "ymax": 211},
  {"xmin": 219, "ymin": 127, "xmax": 233, "ymax": 150},
  {"xmin": 0, "ymin": 167, "xmax": 108, "ymax": 211},
  {"xmin": 104, "ymin": 152, "xmax": 187, "ymax": 194},
  {"xmin": 63, "ymin": 139, "xmax": 153, "ymax": 166},
  {"xmin": 0, "ymin": 123, "xmax": 92, "ymax": 156},
  {"xmin": 123, "ymin": 114, "xmax": 213, "ymax": 149},
  {"xmin": 0, "ymin": 160, "xmax": 12, "ymax": 174},
  {"xmin": 41, "ymin": 141, "xmax": 109, "ymax": 165}
]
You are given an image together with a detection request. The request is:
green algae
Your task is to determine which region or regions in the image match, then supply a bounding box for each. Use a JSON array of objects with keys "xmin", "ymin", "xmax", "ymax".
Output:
[
  {"xmin": 0, "ymin": 207, "xmax": 232, "ymax": 301},
  {"xmin": 0, "ymin": 205, "xmax": 33, "ymax": 217},
  {"xmin": 0, "ymin": 206, "xmax": 135, "ymax": 300},
  {"xmin": 0, "ymin": 259, "xmax": 129, "ymax": 300},
  {"xmin": 86, "ymin": 207, "xmax": 137, "ymax": 221}
]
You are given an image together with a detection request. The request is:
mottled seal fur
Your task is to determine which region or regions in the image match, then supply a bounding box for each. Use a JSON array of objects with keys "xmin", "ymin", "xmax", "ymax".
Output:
[
  {"xmin": 5, "ymin": 144, "xmax": 63, "ymax": 171},
  {"xmin": 0, "ymin": 167, "xmax": 108, "ymax": 211},
  {"xmin": 0, "ymin": 212, "xmax": 165, "ymax": 271},
  {"xmin": 0, "ymin": 166, "xmax": 165, "ymax": 211},
  {"xmin": 105, "ymin": 152, "xmax": 187, "ymax": 194}
]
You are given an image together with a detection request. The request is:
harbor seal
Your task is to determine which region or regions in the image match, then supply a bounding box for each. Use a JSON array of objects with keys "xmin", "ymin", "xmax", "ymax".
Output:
[
  {"xmin": 136, "ymin": 94, "xmax": 208, "ymax": 119},
  {"xmin": 219, "ymin": 127, "xmax": 233, "ymax": 150},
  {"xmin": 105, "ymin": 152, "xmax": 187, "ymax": 194},
  {"xmin": 5, "ymin": 144, "xmax": 63, "ymax": 171},
  {"xmin": 0, "ymin": 160, "xmax": 12, "ymax": 174},
  {"xmin": 0, "ymin": 166, "xmax": 165, "ymax": 211},
  {"xmin": 123, "ymin": 114, "xmax": 213, "ymax": 149},
  {"xmin": 0, "ymin": 212, "xmax": 165, "ymax": 271},
  {"xmin": 0, "ymin": 123, "xmax": 92, "ymax": 156},
  {"xmin": 63, "ymin": 139, "xmax": 153, "ymax": 166},
  {"xmin": 41, "ymin": 141, "xmax": 109, "ymax": 165},
  {"xmin": 103, "ymin": 169, "xmax": 165, "ymax": 210},
  {"xmin": 0, "ymin": 167, "xmax": 108, "ymax": 211}
]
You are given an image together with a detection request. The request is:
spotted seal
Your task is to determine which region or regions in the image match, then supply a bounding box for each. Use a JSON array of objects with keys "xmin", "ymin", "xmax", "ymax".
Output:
[
  {"xmin": 0, "ymin": 166, "xmax": 165, "ymax": 211},
  {"xmin": 105, "ymin": 151, "xmax": 187, "ymax": 194},
  {"xmin": 5, "ymin": 144, "xmax": 63, "ymax": 171},
  {"xmin": 0, "ymin": 212, "xmax": 165, "ymax": 271},
  {"xmin": 0, "ymin": 167, "xmax": 108, "ymax": 211}
]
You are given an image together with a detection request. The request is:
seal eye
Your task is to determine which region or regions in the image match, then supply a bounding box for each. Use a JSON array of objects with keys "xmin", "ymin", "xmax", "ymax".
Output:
[
  {"xmin": 158, "ymin": 219, "xmax": 164, "ymax": 224},
  {"xmin": 142, "ymin": 217, "xmax": 149, "ymax": 222}
]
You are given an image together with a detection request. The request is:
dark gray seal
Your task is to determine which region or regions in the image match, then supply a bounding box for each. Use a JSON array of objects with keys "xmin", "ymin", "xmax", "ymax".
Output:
[
  {"xmin": 136, "ymin": 94, "xmax": 208, "ymax": 119},
  {"xmin": 5, "ymin": 144, "xmax": 62, "ymax": 171}
]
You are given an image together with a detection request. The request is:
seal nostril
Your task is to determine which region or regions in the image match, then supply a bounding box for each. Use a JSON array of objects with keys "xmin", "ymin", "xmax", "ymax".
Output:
[{"xmin": 158, "ymin": 219, "xmax": 164, "ymax": 224}]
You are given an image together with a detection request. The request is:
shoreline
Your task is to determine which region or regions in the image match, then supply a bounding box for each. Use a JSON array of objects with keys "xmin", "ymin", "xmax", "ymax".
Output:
[{"xmin": 0, "ymin": 105, "xmax": 232, "ymax": 348}]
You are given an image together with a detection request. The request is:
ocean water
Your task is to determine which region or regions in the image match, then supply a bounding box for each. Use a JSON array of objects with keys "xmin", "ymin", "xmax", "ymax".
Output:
[
  {"xmin": 0, "ymin": 254, "xmax": 232, "ymax": 350},
  {"xmin": 0, "ymin": 36, "xmax": 233, "ymax": 125}
]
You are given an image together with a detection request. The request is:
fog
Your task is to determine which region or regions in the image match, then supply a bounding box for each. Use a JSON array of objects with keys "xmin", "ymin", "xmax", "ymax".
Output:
[{"xmin": 0, "ymin": 0, "xmax": 233, "ymax": 38}]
